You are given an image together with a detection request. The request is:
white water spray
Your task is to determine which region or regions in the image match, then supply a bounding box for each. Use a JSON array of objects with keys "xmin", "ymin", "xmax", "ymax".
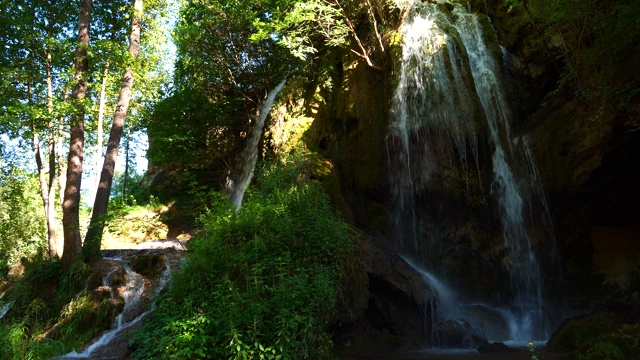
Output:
[
  {"xmin": 226, "ymin": 80, "xmax": 287, "ymax": 210},
  {"xmin": 452, "ymin": 8, "xmax": 547, "ymax": 340},
  {"xmin": 389, "ymin": 1, "xmax": 555, "ymax": 343},
  {"xmin": 389, "ymin": 4, "xmax": 482, "ymax": 251},
  {"xmin": 60, "ymin": 259, "xmax": 175, "ymax": 358},
  {"xmin": 0, "ymin": 291, "xmax": 11, "ymax": 319}
]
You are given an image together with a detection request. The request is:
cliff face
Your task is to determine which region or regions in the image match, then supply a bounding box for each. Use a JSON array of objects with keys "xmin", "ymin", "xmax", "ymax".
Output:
[
  {"xmin": 486, "ymin": 1, "xmax": 640, "ymax": 307},
  {"xmin": 295, "ymin": 0, "xmax": 640, "ymax": 318}
]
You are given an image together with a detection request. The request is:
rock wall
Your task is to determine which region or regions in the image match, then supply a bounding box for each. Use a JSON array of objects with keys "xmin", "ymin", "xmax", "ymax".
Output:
[{"xmin": 300, "ymin": 0, "xmax": 640, "ymax": 336}]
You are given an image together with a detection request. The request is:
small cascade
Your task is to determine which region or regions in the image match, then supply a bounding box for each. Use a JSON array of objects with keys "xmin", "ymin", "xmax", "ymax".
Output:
[
  {"xmin": 389, "ymin": 0, "xmax": 559, "ymax": 345},
  {"xmin": 0, "ymin": 292, "xmax": 12, "ymax": 319},
  {"xmin": 407, "ymin": 259, "xmax": 546, "ymax": 346},
  {"xmin": 0, "ymin": 302, "xmax": 10, "ymax": 319},
  {"xmin": 61, "ymin": 257, "xmax": 175, "ymax": 358},
  {"xmin": 226, "ymin": 79, "xmax": 287, "ymax": 210},
  {"xmin": 408, "ymin": 258, "xmax": 484, "ymax": 348}
]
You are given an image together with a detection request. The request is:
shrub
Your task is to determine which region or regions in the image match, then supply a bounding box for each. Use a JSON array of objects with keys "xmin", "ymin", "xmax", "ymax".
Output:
[
  {"xmin": 132, "ymin": 154, "xmax": 352, "ymax": 359},
  {"xmin": 0, "ymin": 169, "xmax": 47, "ymax": 269},
  {"xmin": 577, "ymin": 340, "xmax": 623, "ymax": 360}
]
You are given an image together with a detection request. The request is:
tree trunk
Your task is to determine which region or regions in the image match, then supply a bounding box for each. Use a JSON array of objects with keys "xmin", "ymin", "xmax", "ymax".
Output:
[
  {"xmin": 57, "ymin": 87, "xmax": 71, "ymax": 207},
  {"xmin": 28, "ymin": 81, "xmax": 52, "ymax": 252},
  {"xmin": 84, "ymin": 0, "xmax": 143, "ymax": 260},
  {"xmin": 92, "ymin": 61, "xmax": 109, "ymax": 214},
  {"xmin": 62, "ymin": 0, "xmax": 92, "ymax": 269},
  {"xmin": 123, "ymin": 130, "xmax": 130, "ymax": 201},
  {"xmin": 46, "ymin": 52, "xmax": 58, "ymax": 257},
  {"xmin": 28, "ymin": 76, "xmax": 58, "ymax": 258}
]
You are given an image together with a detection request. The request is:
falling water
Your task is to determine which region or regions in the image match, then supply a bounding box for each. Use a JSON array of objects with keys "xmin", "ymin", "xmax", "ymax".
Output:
[
  {"xmin": 453, "ymin": 7, "xmax": 549, "ymax": 340},
  {"xmin": 389, "ymin": 7, "xmax": 481, "ymax": 251},
  {"xmin": 60, "ymin": 259, "xmax": 175, "ymax": 358},
  {"xmin": 389, "ymin": 1, "xmax": 554, "ymax": 343},
  {"xmin": 406, "ymin": 256, "xmax": 533, "ymax": 346},
  {"xmin": 0, "ymin": 291, "xmax": 11, "ymax": 319},
  {"xmin": 226, "ymin": 80, "xmax": 287, "ymax": 210}
]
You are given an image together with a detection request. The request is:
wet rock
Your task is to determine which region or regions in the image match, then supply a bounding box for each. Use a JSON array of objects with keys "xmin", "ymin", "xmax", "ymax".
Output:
[
  {"xmin": 434, "ymin": 320, "xmax": 466, "ymax": 348},
  {"xmin": 333, "ymin": 235, "xmax": 437, "ymax": 355},
  {"xmin": 135, "ymin": 239, "xmax": 185, "ymax": 250},
  {"xmin": 477, "ymin": 342, "xmax": 521, "ymax": 353},
  {"xmin": 548, "ymin": 310, "xmax": 618, "ymax": 353},
  {"xmin": 434, "ymin": 319, "xmax": 488, "ymax": 349}
]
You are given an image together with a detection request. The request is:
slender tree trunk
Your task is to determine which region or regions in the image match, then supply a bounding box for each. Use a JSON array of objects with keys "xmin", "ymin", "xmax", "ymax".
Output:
[
  {"xmin": 46, "ymin": 52, "xmax": 58, "ymax": 256},
  {"xmin": 84, "ymin": 0, "xmax": 143, "ymax": 260},
  {"xmin": 92, "ymin": 61, "xmax": 109, "ymax": 214},
  {"xmin": 62, "ymin": 0, "xmax": 92, "ymax": 269},
  {"xmin": 28, "ymin": 81, "xmax": 55, "ymax": 254},
  {"xmin": 123, "ymin": 129, "xmax": 130, "ymax": 201},
  {"xmin": 28, "ymin": 76, "xmax": 57, "ymax": 258},
  {"xmin": 57, "ymin": 87, "xmax": 71, "ymax": 207}
]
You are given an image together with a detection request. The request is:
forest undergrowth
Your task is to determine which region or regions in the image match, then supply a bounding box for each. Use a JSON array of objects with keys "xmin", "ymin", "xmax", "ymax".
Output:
[{"xmin": 131, "ymin": 153, "xmax": 353, "ymax": 359}]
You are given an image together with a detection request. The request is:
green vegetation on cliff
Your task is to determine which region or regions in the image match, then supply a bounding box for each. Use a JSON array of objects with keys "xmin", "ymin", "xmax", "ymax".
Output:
[
  {"xmin": 0, "ymin": 260, "xmax": 115, "ymax": 359},
  {"xmin": 503, "ymin": 0, "xmax": 640, "ymax": 115},
  {"xmin": 132, "ymin": 154, "xmax": 352, "ymax": 359}
]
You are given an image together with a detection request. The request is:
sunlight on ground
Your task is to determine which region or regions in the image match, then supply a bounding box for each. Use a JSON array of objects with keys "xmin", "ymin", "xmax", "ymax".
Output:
[{"xmin": 101, "ymin": 206, "xmax": 170, "ymax": 249}]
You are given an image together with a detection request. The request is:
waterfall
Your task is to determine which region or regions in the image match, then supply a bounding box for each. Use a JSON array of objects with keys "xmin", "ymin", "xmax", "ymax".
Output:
[
  {"xmin": 60, "ymin": 259, "xmax": 175, "ymax": 358},
  {"xmin": 389, "ymin": 3, "xmax": 482, "ymax": 252},
  {"xmin": 226, "ymin": 80, "xmax": 287, "ymax": 210},
  {"xmin": 389, "ymin": 1, "xmax": 555, "ymax": 344},
  {"xmin": 0, "ymin": 291, "xmax": 11, "ymax": 319}
]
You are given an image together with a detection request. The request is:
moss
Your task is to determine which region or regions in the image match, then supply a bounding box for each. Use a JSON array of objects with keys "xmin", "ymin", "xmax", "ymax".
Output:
[
  {"xmin": 570, "ymin": 324, "xmax": 640, "ymax": 360},
  {"xmin": 50, "ymin": 293, "xmax": 115, "ymax": 349},
  {"xmin": 307, "ymin": 153, "xmax": 355, "ymax": 224},
  {"xmin": 547, "ymin": 310, "xmax": 621, "ymax": 352},
  {"xmin": 576, "ymin": 340, "xmax": 623, "ymax": 360},
  {"xmin": 130, "ymin": 254, "xmax": 162, "ymax": 278}
]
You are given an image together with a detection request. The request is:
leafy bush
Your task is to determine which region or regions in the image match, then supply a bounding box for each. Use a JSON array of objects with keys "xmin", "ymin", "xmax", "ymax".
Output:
[
  {"xmin": 0, "ymin": 260, "xmax": 110, "ymax": 360},
  {"xmin": 132, "ymin": 154, "xmax": 352, "ymax": 359},
  {"xmin": 0, "ymin": 168, "xmax": 47, "ymax": 269},
  {"xmin": 577, "ymin": 340, "xmax": 623, "ymax": 360}
]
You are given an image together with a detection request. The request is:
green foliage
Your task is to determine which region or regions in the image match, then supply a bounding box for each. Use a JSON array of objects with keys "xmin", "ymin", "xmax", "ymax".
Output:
[
  {"xmin": 528, "ymin": 342, "xmax": 539, "ymax": 360},
  {"xmin": 148, "ymin": 0, "xmax": 297, "ymax": 189},
  {"xmin": 147, "ymin": 87, "xmax": 245, "ymax": 170},
  {"xmin": 110, "ymin": 171, "xmax": 151, "ymax": 205},
  {"xmin": 0, "ymin": 259, "xmax": 105, "ymax": 360},
  {"xmin": 0, "ymin": 259, "xmax": 115, "ymax": 360},
  {"xmin": 251, "ymin": 0, "xmax": 400, "ymax": 68},
  {"xmin": 0, "ymin": 167, "xmax": 47, "ymax": 269},
  {"xmin": 252, "ymin": 0, "xmax": 351, "ymax": 60},
  {"xmin": 0, "ymin": 321, "xmax": 67, "ymax": 360},
  {"xmin": 547, "ymin": 310, "xmax": 620, "ymax": 352},
  {"xmin": 546, "ymin": 309, "xmax": 640, "ymax": 359},
  {"xmin": 54, "ymin": 261, "xmax": 91, "ymax": 308},
  {"xmin": 52, "ymin": 293, "xmax": 114, "ymax": 349},
  {"xmin": 576, "ymin": 340, "xmax": 623, "ymax": 360},
  {"xmin": 132, "ymin": 154, "xmax": 352, "ymax": 359},
  {"xmin": 173, "ymin": 0, "xmax": 293, "ymax": 93},
  {"xmin": 508, "ymin": 0, "xmax": 640, "ymax": 110}
]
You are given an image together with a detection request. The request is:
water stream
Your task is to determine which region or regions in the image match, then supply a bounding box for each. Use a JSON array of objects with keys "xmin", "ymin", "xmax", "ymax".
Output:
[
  {"xmin": 61, "ymin": 258, "xmax": 175, "ymax": 358},
  {"xmin": 389, "ymin": 0, "xmax": 558, "ymax": 345},
  {"xmin": 0, "ymin": 292, "xmax": 12, "ymax": 319},
  {"xmin": 226, "ymin": 80, "xmax": 287, "ymax": 210},
  {"xmin": 407, "ymin": 258, "xmax": 548, "ymax": 347}
]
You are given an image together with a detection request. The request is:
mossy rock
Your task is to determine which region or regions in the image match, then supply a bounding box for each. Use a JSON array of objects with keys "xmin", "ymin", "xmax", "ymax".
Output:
[
  {"xmin": 571, "ymin": 324, "xmax": 640, "ymax": 360},
  {"xmin": 49, "ymin": 294, "xmax": 116, "ymax": 349},
  {"xmin": 306, "ymin": 153, "xmax": 355, "ymax": 224},
  {"xmin": 130, "ymin": 254, "xmax": 163, "ymax": 278},
  {"xmin": 547, "ymin": 310, "xmax": 621, "ymax": 352}
]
